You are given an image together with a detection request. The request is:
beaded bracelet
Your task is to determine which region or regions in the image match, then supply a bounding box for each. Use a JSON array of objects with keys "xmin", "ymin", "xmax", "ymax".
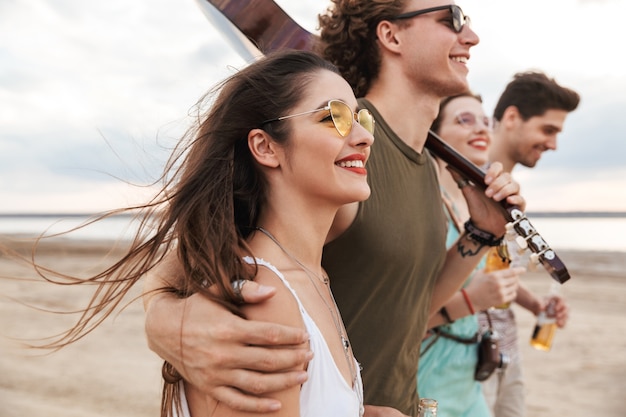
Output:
[{"xmin": 463, "ymin": 219, "xmax": 503, "ymax": 247}]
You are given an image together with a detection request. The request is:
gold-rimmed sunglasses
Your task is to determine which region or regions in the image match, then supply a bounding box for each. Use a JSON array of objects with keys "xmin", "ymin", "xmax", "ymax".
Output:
[{"xmin": 262, "ymin": 99, "xmax": 375, "ymax": 137}]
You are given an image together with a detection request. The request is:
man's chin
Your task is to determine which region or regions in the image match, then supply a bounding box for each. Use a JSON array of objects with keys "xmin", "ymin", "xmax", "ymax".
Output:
[{"xmin": 522, "ymin": 159, "xmax": 539, "ymax": 168}]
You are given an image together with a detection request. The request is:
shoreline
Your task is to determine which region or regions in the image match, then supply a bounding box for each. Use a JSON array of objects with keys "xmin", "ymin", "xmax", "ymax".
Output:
[
  {"xmin": 3, "ymin": 233, "xmax": 624, "ymax": 278},
  {"xmin": 1, "ymin": 237, "xmax": 625, "ymax": 416},
  {"xmin": 3, "ymin": 212, "xmax": 625, "ymax": 254}
]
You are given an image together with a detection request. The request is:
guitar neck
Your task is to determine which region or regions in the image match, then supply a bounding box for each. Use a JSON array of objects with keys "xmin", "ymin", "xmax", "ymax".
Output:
[
  {"xmin": 426, "ymin": 130, "xmax": 569, "ymax": 283},
  {"xmin": 426, "ymin": 129, "xmax": 489, "ymax": 189}
]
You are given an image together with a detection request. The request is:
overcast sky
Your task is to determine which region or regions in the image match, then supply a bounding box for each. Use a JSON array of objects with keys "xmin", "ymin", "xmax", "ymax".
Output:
[{"xmin": 1, "ymin": 0, "xmax": 625, "ymax": 214}]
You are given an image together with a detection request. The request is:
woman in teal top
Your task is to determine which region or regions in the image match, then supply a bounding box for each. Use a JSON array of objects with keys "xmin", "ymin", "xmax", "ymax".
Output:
[{"xmin": 417, "ymin": 93, "xmax": 523, "ymax": 416}]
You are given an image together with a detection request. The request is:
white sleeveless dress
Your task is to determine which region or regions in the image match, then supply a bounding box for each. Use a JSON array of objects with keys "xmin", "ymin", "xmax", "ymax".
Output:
[{"xmin": 176, "ymin": 257, "xmax": 364, "ymax": 417}]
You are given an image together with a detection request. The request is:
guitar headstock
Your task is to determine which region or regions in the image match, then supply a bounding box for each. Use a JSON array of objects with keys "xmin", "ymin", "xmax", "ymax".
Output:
[
  {"xmin": 426, "ymin": 130, "xmax": 571, "ymax": 284},
  {"xmin": 506, "ymin": 208, "xmax": 570, "ymax": 284}
]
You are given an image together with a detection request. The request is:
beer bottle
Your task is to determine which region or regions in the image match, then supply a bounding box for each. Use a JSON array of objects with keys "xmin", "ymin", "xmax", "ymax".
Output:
[
  {"xmin": 418, "ymin": 398, "xmax": 438, "ymax": 417},
  {"xmin": 530, "ymin": 282, "xmax": 560, "ymax": 351},
  {"xmin": 484, "ymin": 242, "xmax": 511, "ymax": 272},
  {"xmin": 484, "ymin": 240, "xmax": 511, "ymax": 309}
]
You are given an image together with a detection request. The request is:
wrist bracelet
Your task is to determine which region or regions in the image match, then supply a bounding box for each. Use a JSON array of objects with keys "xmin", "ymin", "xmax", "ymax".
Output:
[
  {"xmin": 463, "ymin": 219, "xmax": 503, "ymax": 247},
  {"xmin": 440, "ymin": 306, "xmax": 454, "ymax": 324},
  {"xmin": 461, "ymin": 288, "xmax": 475, "ymax": 315}
]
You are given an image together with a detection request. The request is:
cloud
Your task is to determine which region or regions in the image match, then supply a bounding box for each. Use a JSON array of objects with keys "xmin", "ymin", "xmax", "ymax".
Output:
[
  {"xmin": 1, "ymin": 0, "xmax": 625, "ymax": 213},
  {"xmin": 516, "ymin": 166, "xmax": 626, "ymax": 211}
]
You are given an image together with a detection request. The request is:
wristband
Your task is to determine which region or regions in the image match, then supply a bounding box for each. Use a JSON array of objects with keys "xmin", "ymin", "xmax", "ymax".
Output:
[
  {"xmin": 461, "ymin": 288, "xmax": 475, "ymax": 315},
  {"xmin": 463, "ymin": 219, "xmax": 503, "ymax": 247},
  {"xmin": 440, "ymin": 306, "xmax": 454, "ymax": 324}
]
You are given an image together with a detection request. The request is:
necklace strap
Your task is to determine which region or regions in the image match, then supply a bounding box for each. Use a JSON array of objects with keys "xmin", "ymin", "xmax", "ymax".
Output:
[
  {"xmin": 256, "ymin": 227, "xmax": 329, "ymax": 285},
  {"xmin": 254, "ymin": 226, "xmax": 357, "ymax": 387}
]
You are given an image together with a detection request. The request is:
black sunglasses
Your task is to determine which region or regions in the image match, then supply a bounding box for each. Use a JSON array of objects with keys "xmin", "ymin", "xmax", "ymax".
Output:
[{"xmin": 390, "ymin": 4, "xmax": 470, "ymax": 34}]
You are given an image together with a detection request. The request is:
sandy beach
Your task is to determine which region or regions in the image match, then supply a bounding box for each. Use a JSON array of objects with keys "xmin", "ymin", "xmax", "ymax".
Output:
[{"xmin": 1, "ymin": 236, "xmax": 625, "ymax": 417}]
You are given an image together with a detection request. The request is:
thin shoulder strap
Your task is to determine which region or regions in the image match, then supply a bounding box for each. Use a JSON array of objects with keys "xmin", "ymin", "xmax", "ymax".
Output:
[{"xmin": 242, "ymin": 256, "xmax": 307, "ymax": 312}]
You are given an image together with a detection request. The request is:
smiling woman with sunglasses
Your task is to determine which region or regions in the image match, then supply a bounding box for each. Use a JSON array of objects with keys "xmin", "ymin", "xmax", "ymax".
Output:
[{"xmin": 31, "ymin": 50, "xmax": 375, "ymax": 417}]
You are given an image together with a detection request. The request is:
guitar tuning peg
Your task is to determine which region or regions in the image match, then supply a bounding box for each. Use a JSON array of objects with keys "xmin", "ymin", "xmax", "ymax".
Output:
[
  {"xmin": 514, "ymin": 235, "xmax": 528, "ymax": 250},
  {"xmin": 529, "ymin": 253, "xmax": 540, "ymax": 264},
  {"xmin": 504, "ymin": 223, "xmax": 517, "ymax": 240}
]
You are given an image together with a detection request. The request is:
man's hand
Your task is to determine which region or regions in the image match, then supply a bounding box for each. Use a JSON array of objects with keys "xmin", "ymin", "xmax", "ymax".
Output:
[
  {"xmin": 451, "ymin": 162, "xmax": 526, "ymax": 237},
  {"xmin": 541, "ymin": 294, "xmax": 570, "ymax": 328},
  {"xmin": 145, "ymin": 281, "xmax": 312, "ymax": 412},
  {"xmin": 483, "ymin": 162, "xmax": 525, "ymax": 208}
]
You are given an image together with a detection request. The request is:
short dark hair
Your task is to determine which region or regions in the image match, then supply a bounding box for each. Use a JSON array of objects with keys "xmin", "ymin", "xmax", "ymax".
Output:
[{"xmin": 493, "ymin": 71, "xmax": 580, "ymax": 122}]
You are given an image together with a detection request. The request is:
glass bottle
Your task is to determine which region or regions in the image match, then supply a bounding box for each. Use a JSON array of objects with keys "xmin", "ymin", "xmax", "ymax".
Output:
[
  {"xmin": 418, "ymin": 398, "xmax": 438, "ymax": 417},
  {"xmin": 484, "ymin": 238, "xmax": 512, "ymax": 309},
  {"xmin": 484, "ymin": 242, "xmax": 511, "ymax": 272},
  {"xmin": 530, "ymin": 282, "xmax": 560, "ymax": 351}
]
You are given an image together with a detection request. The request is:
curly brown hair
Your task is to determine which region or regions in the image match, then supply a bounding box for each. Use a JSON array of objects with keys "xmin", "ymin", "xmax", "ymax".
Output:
[{"xmin": 316, "ymin": 0, "xmax": 407, "ymax": 98}]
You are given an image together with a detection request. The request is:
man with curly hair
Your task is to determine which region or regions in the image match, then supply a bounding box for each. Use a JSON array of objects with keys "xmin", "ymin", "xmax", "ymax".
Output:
[{"xmin": 142, "ymin": 1, "xmax": 526, "ymax": 416}]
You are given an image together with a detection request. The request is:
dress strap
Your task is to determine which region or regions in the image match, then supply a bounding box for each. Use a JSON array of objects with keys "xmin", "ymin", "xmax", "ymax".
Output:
[{"xmin": 242, "ymin": 256, "xmax": 307, "ymax": 313}]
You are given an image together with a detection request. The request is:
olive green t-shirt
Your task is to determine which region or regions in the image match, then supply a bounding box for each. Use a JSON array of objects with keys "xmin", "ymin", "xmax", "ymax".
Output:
[{"xmin": 322, "ymin": 98, "xmax": 447, "ymax": 416}]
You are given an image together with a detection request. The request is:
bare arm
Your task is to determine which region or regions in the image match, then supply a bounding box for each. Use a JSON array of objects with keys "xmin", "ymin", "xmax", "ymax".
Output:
[
  {"xmin": 430, "ymin": 163, "xmax": 525, "ymax": 313},
  {"xmin": 185, "ymin": 268, "xmax": 307, "ymax": 416},
  {"xmin": 143, "ymin": 252, "xmax": 312, "ymax": 413},
  {"xmin": 426, "ymin": 267, "xmax": 523, "ymax": 328},
  {"xmin": 327, "ymin": 201, "xmax": 358, "ymax": 243},
  {"xmin": 514, "ymin": 282, "xmax": 542, "ymax": 315},
  {"xmin": 428, "ymin": 234, "xmax": 488, "ymax": 314},
  {"xmin": 515, "ymin": 282, "xmax": 570, "ymax": 328}
]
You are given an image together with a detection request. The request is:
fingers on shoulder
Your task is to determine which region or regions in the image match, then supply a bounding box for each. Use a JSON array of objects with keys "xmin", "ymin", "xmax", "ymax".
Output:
[{"xmin": 241, "ymin": 267, "xmax": 306, "ymax": 331}]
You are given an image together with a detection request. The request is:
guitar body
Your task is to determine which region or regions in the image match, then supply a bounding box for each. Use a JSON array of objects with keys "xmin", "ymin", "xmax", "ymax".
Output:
[{"xmin": 197, "ymin": 0, "xmax": 570, "ymax": 283}]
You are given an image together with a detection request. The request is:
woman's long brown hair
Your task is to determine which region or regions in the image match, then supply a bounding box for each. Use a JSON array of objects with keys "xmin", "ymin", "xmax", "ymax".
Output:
[{"xmin": 26, "ymin": 50, "xmax": 340, "ymax": 417}]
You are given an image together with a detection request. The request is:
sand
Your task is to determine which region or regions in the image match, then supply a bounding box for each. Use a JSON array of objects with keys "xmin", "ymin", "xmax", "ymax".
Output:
[{"xmin": 1, "ymin": 236, "xmax": 625, "ymax": 417}]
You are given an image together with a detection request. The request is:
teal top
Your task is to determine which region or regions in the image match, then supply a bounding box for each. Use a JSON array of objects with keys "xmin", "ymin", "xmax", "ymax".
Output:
[{"xmin": 417, "ymin": 206, "xmax": 490, "ymax": 417}]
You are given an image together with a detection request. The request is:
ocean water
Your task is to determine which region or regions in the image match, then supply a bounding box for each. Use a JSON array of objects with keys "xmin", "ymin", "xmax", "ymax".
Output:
[
  {"xmin": 527, "ymin": 216, "xmax": 626, "ymax": 253},
  {"xmin": 0, "ymin": 215, "xmax": 140, "ymax": 242},
  {"xmin": 0, "ymin": 214, "xmax": 625, "ymax": 253}
]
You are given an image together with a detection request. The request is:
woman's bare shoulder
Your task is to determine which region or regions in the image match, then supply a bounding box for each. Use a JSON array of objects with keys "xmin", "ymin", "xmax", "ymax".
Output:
[{"xmin": 241, "ymin": 264, "xmax": 306, "ymax": 331}]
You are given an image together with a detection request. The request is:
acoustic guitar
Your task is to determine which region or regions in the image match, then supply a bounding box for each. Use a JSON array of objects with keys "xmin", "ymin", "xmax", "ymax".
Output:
[{"xmin": 195, "ymin": 0, "xmax": 570, "ymax": 284}]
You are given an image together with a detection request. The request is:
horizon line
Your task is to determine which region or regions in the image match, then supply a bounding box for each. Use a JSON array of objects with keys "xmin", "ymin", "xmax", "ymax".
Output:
[{"xmin": 1, "ymin": 211, "xmax": 626, "ymax": 219}]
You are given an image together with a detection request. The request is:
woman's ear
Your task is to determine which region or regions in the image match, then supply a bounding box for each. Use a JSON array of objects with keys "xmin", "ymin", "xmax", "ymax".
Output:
[{"xmin": 248, "ymin": 128, "xmax": 280, "ymax": 168}]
